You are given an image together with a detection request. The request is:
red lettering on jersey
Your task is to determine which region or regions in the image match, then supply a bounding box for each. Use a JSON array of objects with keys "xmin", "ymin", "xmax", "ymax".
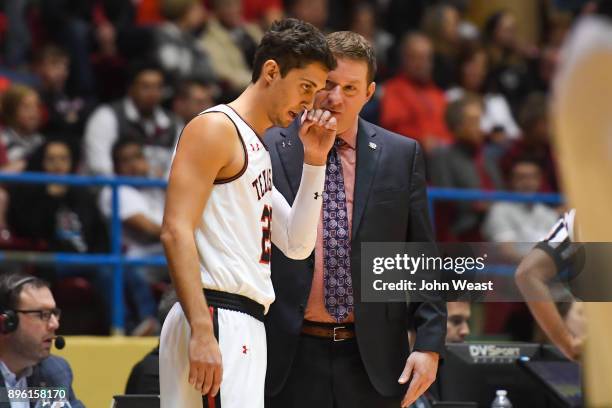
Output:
[
  {"xmin": 265, "ymin": 168, "xmax": 272, "ymax": 193},
  {"xmin": 260, "ymin": 205, "xmax": 272, "ymax": 264},
  {"xmin": 251, "ymin": 169, "xmax": 273, "ymax": 201},
  {"xmin": 251, "ymin": 179, "xmax": 261, "ymax": 200},
  {"xmin": 258, "ymin": 173, "xmax": 265, "ymax": 198}
]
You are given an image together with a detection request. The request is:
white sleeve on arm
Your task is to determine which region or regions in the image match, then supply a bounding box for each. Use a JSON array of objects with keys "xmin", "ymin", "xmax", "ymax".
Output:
[{"xmin": 272, "ymin": 163, "xmax": 326, "ymax": 260}]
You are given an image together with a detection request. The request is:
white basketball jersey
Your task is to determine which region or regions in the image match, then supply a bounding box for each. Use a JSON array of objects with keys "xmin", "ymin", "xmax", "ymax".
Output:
[{"xmin": 193, "ymin": 104, "xmax": 275, "ymax": 312}]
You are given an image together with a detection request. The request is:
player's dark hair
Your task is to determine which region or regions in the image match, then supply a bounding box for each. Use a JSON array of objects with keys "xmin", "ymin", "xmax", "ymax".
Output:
[{"xmin": 251, "ymin": 18, "xmax": 336, "ymax": 83}]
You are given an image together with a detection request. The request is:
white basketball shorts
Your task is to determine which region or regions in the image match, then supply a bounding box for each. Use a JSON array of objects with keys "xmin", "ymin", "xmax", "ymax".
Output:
[{"xmin": 159, "ymin": 290, "xmax": 267, "ymax": 408}]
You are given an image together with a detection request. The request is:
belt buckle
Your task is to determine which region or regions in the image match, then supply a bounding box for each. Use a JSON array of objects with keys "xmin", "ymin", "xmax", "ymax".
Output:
[{"xmin": 333, "ymin": 326, "xmax": 346, "ymax": 342}]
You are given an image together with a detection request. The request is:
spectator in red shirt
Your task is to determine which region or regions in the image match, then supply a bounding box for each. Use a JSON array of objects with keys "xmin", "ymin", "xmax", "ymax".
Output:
[{"xmin": 380, "ymin": 32, "xmax": 452, "ymax": 153}]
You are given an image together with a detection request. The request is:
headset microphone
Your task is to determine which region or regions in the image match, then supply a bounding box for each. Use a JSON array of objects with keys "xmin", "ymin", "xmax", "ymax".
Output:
[{"xmin": 54, "ymin": 335, "xmax": 66, "ymax": 350}]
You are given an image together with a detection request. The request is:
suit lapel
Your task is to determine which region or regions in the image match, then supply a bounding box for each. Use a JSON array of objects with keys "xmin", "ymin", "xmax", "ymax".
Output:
[
  {"xmin": 352, "ymin": 119, "xmax": 381, "ymax": 240},
  {"xmin": 275, "ymin": 117, "xmax": 381, "ymax": 239},
  {"xmin": 276, "ymin": 120, "xmax": 304, "ymax": 202}
]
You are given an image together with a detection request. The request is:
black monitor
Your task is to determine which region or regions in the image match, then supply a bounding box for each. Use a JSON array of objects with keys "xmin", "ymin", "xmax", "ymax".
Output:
[
  {"xmin": 113, "ymin": 395, "xmax": 160, "ymax": 408},
  {"xmin": 439, "ymin": 343, "xmax": 546, "ymax": 408},
  {"xmin": 518, "ymin": 360, "xmax": 583, "ymax": 408}
]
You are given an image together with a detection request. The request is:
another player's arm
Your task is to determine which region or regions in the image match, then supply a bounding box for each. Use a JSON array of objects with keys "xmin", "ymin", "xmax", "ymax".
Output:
[
  {"xmin": 271, "ymin": 109, "xmax": 336, "ymax": 259},
  {"xmin": 515, "ymin": 248, "xmax": 581, "ymax": 360},
  {"xmin": 161, "ymin": 113, "xmax": 241, "ymax": 396}
]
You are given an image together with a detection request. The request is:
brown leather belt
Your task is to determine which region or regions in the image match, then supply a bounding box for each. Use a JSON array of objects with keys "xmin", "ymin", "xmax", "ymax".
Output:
[{"xmin": 301, "ymin": 321, "xmax": 356, "ymax": 342}]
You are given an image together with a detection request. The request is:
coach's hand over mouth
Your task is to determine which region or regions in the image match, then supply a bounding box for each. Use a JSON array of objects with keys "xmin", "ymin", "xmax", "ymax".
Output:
[
  {"xmin": 299, "ymin": 108, "xmax": 337, "ymax": 166},
  {"xmin": 189, "ymin": 326, "xmax": 223, "ymax": 397}
]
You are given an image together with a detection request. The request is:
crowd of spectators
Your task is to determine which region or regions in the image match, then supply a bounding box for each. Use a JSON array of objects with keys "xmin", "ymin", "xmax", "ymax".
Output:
[{"xmin": 0, "ymin": 0, "xmax": 590, "ymax": 338}]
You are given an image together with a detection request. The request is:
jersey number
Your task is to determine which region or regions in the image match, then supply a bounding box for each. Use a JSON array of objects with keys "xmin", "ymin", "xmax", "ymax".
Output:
[{"xmin": 260, "ymin": 205, "xmax": 272, "ymax": 264}]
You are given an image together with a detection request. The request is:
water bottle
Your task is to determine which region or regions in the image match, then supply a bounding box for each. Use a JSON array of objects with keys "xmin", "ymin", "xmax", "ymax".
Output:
[{"xmin": 491, "ymin": 389, "xmax": 513, "ymax": 408}]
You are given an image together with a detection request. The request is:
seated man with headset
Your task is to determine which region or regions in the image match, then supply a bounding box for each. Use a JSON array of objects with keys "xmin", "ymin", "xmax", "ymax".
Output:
[{"xmin": 0, "ymin": 272, "xmax": 84, "ymax": 408}]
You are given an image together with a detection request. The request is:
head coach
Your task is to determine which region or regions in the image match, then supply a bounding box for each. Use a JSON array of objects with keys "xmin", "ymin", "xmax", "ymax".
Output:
[{"xmin": 264, "ymin": 31, "xmax": 447, "ymax": 408}]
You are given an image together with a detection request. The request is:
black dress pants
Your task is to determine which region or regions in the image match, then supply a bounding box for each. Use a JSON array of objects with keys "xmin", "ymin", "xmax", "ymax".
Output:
[{"xmin": 266, "ymin": 334, "xmax": 401, "ymax": 408}]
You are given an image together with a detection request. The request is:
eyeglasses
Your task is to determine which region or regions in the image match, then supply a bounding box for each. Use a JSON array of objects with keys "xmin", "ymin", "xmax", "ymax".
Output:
[{"xmin": 15, "ymin": 308, "xmax": 62, "ymax": 322}]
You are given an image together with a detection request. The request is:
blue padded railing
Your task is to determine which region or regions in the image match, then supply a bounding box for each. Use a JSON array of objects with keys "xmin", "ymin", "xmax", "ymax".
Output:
[
  {"xmin": 427, "ymin": 188, "xmax": 563, "ymax": 232},
  {"xmin": 0, "ymin": 172, "xmax": 564, "ymax": 334},
  {"xmin": 0, "ymin": 172, "xmax": 166, "ymax": 335}
]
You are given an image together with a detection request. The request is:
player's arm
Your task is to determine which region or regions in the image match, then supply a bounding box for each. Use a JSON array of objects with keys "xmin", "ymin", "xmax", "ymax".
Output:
[
  {"xmin": 515, "ymin": 248, "xmax": 582, "ymax": 360},
  {"xmin": 160, "ymin": 113, "xmax": 239, "ymax": 396},
  {"xmin": 271, "ymin": 109, "xmax": 336, "ymax": 259}
]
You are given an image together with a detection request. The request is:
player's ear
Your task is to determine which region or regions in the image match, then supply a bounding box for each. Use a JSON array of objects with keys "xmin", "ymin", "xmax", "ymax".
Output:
[{"xmin": 262, "ymin": 60, "xmax": 280, "ymax": 84}]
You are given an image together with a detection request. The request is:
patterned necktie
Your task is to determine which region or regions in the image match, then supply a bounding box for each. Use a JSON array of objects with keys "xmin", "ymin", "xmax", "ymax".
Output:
[{"xmin": 323, "ymin": 139, "xmax": 353, "ymax": 322}]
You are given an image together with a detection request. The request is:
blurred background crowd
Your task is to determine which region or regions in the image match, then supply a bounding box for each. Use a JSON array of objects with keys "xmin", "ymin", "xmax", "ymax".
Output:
[{"xmin": 0, "ymin": 0, "xmax": 588, "ymax": 340}]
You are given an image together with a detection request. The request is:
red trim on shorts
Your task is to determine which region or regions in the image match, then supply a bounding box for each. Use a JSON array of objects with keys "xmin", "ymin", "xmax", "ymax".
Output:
[{"xmin": 206, "ymin": 305, "xmax": 218, "ymax": 408}]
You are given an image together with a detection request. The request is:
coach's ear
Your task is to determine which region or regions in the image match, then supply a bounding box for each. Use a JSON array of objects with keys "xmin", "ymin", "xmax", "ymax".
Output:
[
  {"xmin": 262, "ymin": 59, "xmax": 281, "ymax": 85},
  {"xmin": 366, "ymin": 81, "xmax": 376, "ymax": 102}
]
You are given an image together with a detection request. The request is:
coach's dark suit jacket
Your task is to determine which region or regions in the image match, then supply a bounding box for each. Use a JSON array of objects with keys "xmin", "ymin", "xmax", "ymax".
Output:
[
  {"xmin": 0, "ymin": 355, "xmax": 84, "ymax": 408},
  {"xmin": 264, "ymin": 118, "xmax": 447, "ymax": 398}
]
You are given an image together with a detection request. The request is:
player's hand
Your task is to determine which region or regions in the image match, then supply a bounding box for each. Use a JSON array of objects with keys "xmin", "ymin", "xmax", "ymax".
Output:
[
  {"xmin": 299, "ymin": 109, "xmax": 337, "ymax": 166},
  {"xmin": 188, "ymin": 330, "xmax": 223, "ymax": 396},
  {"xmin": 398, "ymin": 351, "xmax": 439, "ymax": 407}
]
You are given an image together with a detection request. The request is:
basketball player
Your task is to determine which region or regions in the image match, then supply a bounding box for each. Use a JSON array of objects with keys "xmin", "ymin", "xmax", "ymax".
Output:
[
  {"xmin": 551, "ymin": 1, "xmax": 612, "ymax": 403},
  {"xmin": 515, "ymin": 209, "xmax": 584, "ymax": 360},
  {"xmin": 159, "ymin": 19, "xmax": 337, "ymax": 408}
]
